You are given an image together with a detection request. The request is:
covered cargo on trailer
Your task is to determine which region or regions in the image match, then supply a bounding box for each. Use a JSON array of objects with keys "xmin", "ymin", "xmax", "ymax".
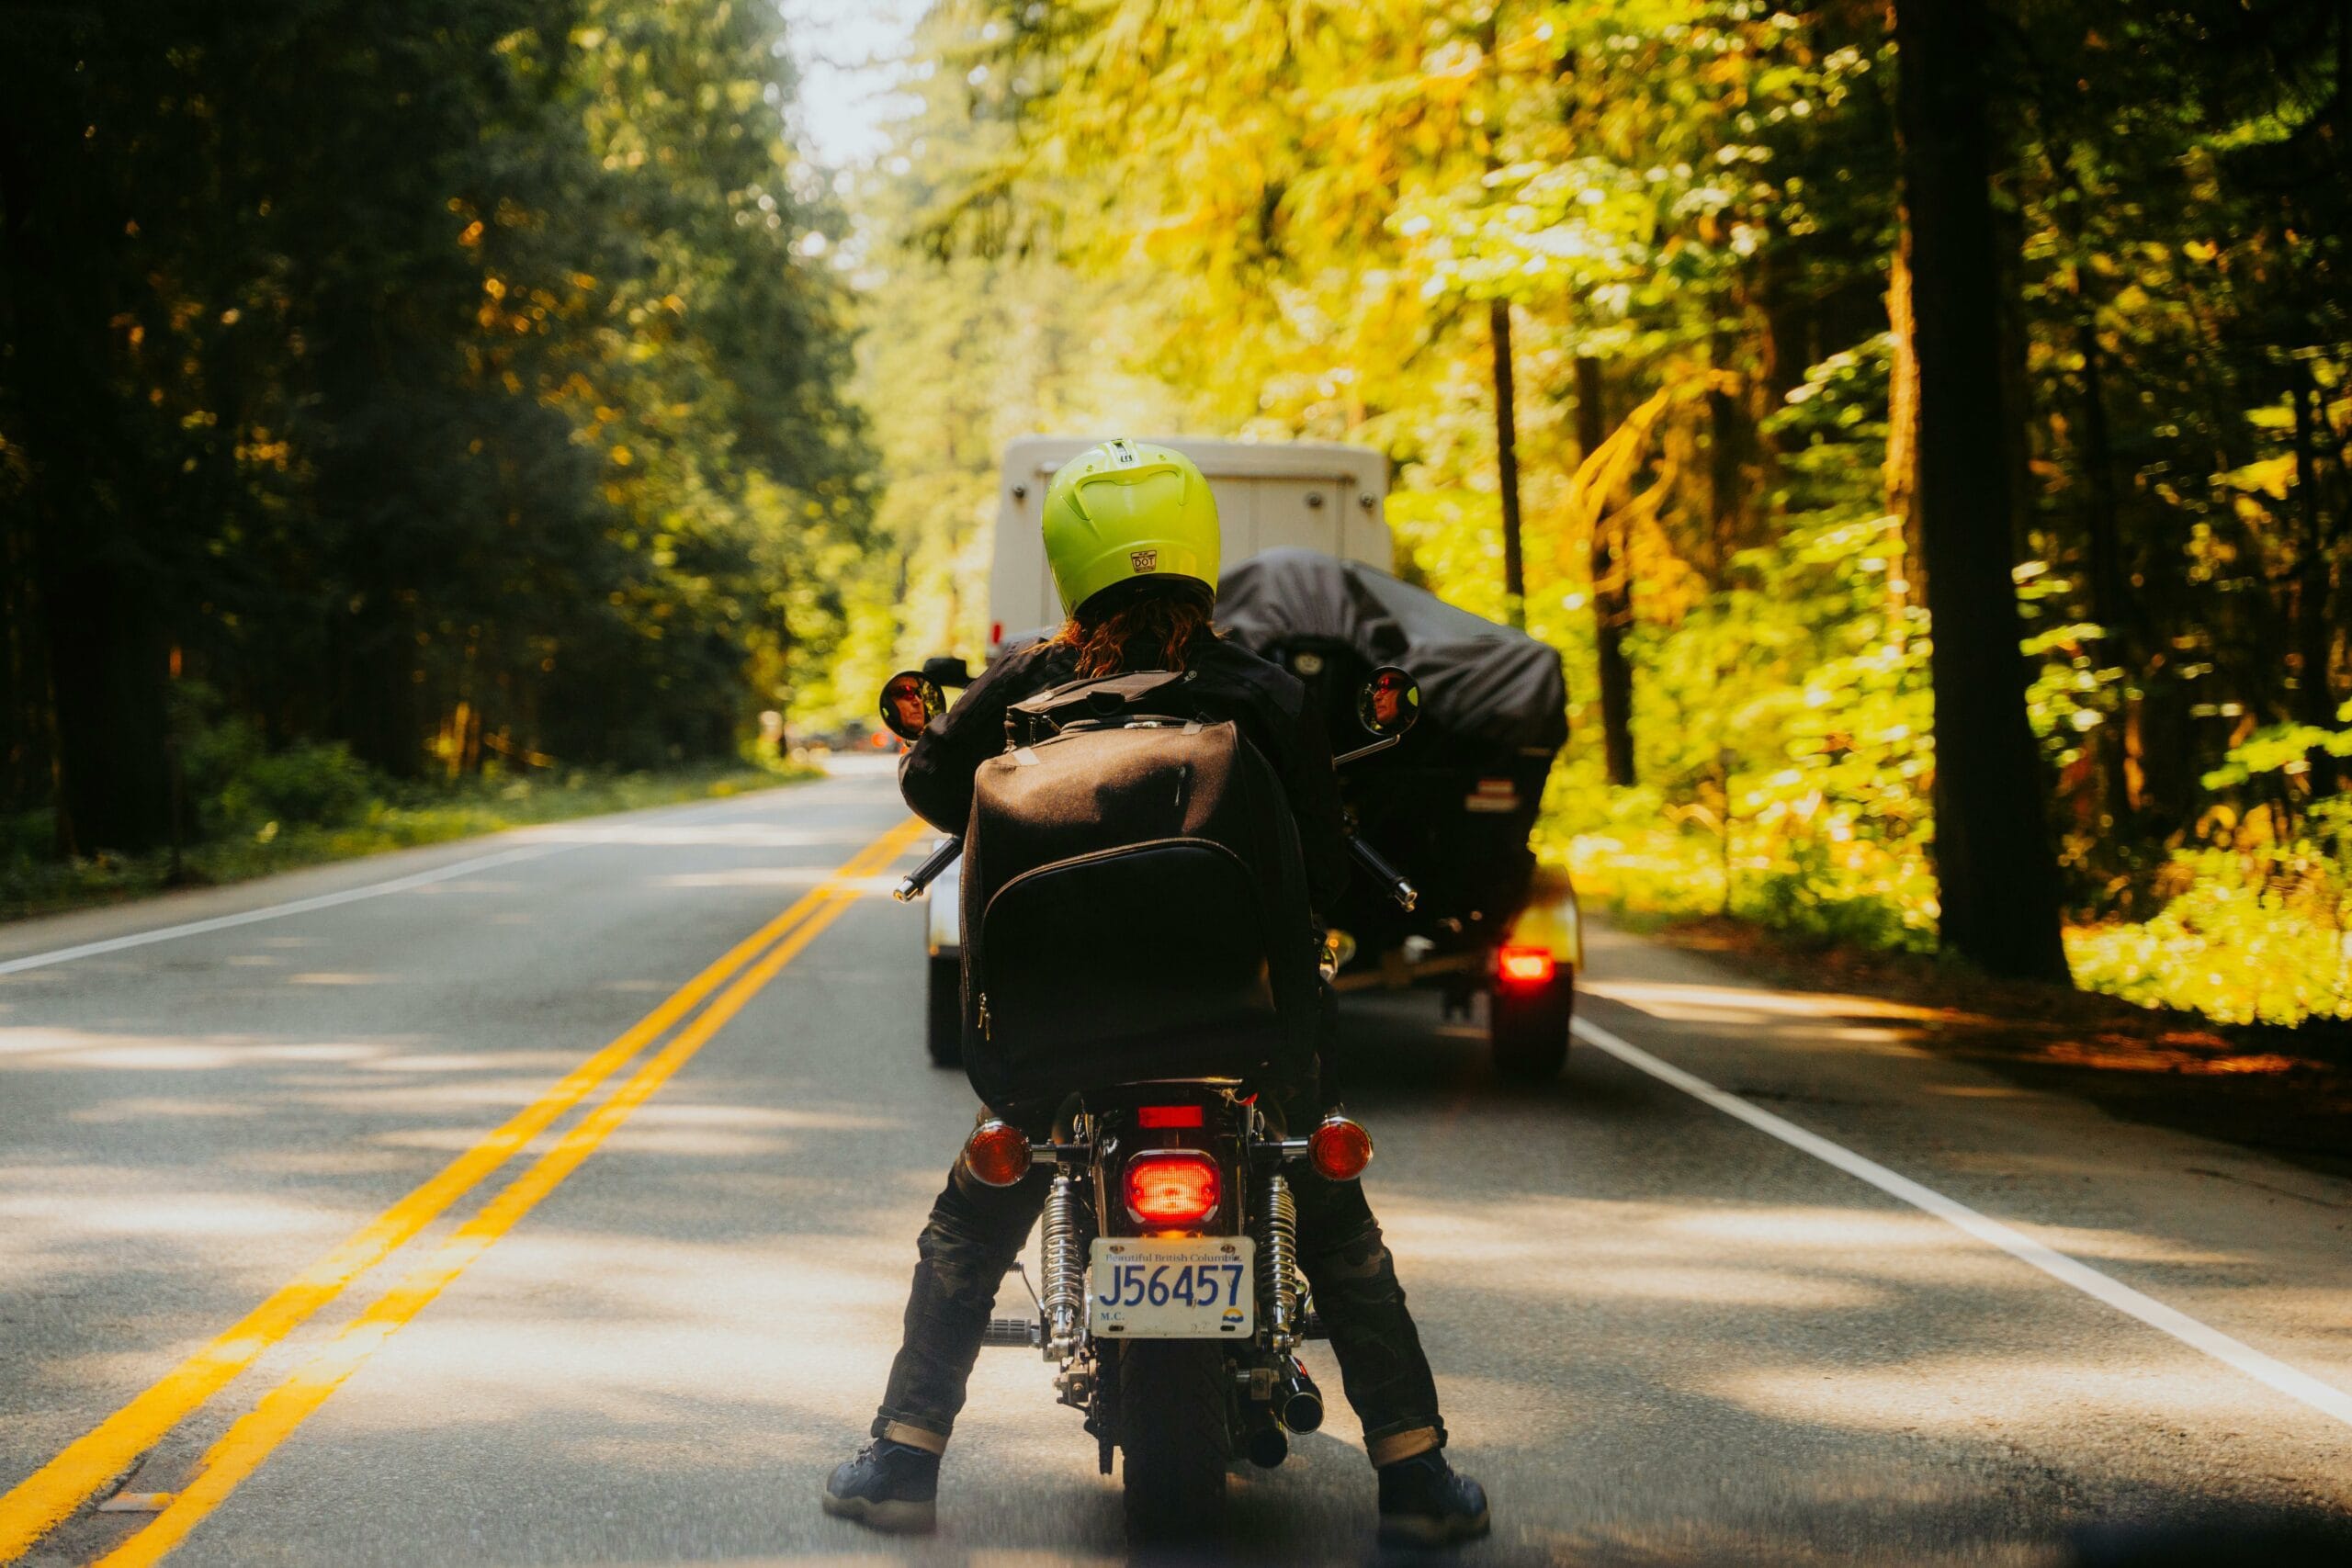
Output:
[{"xmin": 1217, "ymin": 548, "xmax": 1579, "ymax": 1077}]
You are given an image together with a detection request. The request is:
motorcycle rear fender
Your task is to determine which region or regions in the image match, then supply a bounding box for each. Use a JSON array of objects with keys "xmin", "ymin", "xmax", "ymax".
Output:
[{"xmin": 1502, "ymin": 871, "xmax": 1582, "ymax": 970}]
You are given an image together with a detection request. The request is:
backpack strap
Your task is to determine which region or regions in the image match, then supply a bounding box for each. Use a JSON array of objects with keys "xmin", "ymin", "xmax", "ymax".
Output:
[{"xmin": 1005, "ymin": 670, "xmax": 1201, "ymax": 746}]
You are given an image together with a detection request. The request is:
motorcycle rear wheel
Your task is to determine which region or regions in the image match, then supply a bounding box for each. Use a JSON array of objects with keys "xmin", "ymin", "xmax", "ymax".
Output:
[{"xmin": 1115, "ymin": 1339, "xmax": 1229, "ymax": 1542}]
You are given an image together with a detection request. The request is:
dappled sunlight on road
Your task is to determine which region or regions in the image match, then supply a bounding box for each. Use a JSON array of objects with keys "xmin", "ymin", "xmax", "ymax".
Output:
[
  {"xmin": 1708, "ymin": 1351, "xmax": 2311, "ymax": 1437},
  {"xmin": 1, "ymin": 1190, "xmax": 335, "ymax": 1244},
  {"xmin": 293, "ymin": 1226, "xmax": 929, "ymax": 1448},
  {"xmin": 0, "ymin": 1030, "xmax": 389, "ymax": 1071},
  {"xmin": 65, "ymin": 1096, "xmax": 266, "ymax": 1123},
  {"xmin": 653, "ymin": 866, "xmax": 847, "ymax": 890},
  {"xmin": 1580, "ymin": 979, "xmax": 1975, "ymax": 1028},
  {"xmin": 532, "ymin": 823, "xmax": 883, "ymax": 850}
]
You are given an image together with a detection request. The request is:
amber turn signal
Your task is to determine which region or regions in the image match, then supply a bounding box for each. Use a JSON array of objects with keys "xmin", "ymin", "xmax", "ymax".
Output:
[
  {"xmin": 1307, "ymin": 1115, "xmax": 1374, "ymax": 1181},
  {"xmin": 962, "ymin": 1119, "xmax": 1034, "ymax": 1187}
]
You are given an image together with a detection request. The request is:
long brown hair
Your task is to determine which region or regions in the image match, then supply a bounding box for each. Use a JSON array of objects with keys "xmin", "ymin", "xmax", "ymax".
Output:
[{"xmin": 1051, "ymin": 584, "xmax": 1215, "ymax": 679}]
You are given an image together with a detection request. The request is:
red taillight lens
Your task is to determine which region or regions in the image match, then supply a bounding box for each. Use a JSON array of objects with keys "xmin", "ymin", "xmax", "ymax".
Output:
[
  {"xmin": 1124, "ymin": 1152, "xmax": 1220, "ymax": 1226},
  {"xmin": 962, "ymin": 1120, "xmax": 1033, "ymax": 1187},
  {"xmin": 1498, "ymin": 945, "xmax": 1555, "ymax": 986},
  {"xmin": 1307, "ymin": 1116, "xmax": 1374, "ymax": 1181}
]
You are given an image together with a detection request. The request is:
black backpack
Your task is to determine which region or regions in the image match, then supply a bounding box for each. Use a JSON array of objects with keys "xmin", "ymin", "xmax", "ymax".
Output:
[{"xmin": 959, "ymin": 671, "xmax": 1318, "ymax": 1106}]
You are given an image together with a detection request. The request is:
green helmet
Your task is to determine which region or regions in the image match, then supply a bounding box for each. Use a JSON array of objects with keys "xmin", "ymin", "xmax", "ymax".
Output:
[{"xmin": 1040, "ymin": 438, "xmax": 1220, "ymax": 618}]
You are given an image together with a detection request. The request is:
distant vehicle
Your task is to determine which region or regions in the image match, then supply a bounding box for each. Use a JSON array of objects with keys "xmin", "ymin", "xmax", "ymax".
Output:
[
  {"xmin": 914, "ymin": 436, "xmax": 1578, "ymax": 1081},
  {"xmin": 982, "ymin": 436, "xmax": 1394, "ymax": 660}
]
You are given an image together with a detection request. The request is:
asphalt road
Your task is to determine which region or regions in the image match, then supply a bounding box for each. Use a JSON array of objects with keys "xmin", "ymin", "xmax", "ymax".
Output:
[{"xmin": 3, "ymin": 761, "xmax": 2348, "ymax": 1567}]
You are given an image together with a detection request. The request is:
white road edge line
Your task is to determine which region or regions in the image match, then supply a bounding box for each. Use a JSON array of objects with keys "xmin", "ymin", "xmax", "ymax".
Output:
[
  {"xmin": 0, "ymin": 844, "xmax": 567, "ymax": 976},
  {"xmin": 1570, "ymin": 1012, "xmax": 2352, "ymax": 1431}
]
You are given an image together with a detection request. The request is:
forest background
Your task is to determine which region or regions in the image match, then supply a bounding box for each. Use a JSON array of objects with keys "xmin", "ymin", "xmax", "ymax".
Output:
[
  {"xmin": 1, "ymin": 0, "xmax": 874, "ymax": 908},
  {"xmin": 5, "ymin": 1, "xmax": 2349, "ymax": 1030},
  {"xmin": 851, "ymin": 0, "xmax": 2352, "ymax": 1029}
]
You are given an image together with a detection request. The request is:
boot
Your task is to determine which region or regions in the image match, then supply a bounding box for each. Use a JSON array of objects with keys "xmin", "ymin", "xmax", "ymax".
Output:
[
  {"xmin": 1376, "ymin": 1449, "xmax": 1490, "ymax": 1547},
  {"xmin": 820, "ymin": 1438, "xmax": 940, "ymax": 1534}
]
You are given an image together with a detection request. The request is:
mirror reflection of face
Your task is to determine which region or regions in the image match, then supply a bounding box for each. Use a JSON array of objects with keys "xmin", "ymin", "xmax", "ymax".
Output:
[
  {"xmin": 1358, "ymin": 666, "xmax": 1419, "ymax": 737},
  {"xmin": 880, "ymin": 672, "xmax": 942, "ymax": 740}
]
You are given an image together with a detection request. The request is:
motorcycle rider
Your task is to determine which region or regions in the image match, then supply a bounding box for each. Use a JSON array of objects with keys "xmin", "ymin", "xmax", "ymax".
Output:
[{"xmin": 822, "ymin": 440, "xmax": 1490, "ymax": 1546}]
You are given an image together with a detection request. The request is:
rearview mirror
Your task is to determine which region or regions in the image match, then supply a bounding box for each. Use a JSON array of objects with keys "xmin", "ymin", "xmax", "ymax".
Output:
[
  {"xmin": 922, "ymin": 655, "xmax": 974, "ymax": 689},
  {"xmin": 1357, "ymin": 665, "xmax": 1420, "ymax": 739},
  {"xmin": 879, "ymin": 671, "xmax": 946, "ymax": 741}
]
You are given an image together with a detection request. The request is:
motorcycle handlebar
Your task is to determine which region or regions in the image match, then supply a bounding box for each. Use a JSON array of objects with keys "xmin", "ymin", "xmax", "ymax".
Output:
[
  {"xmin": 893, "ymin": 835, "xmax": 965, "ymax": 902},
  {"xmin": 1346, "ymin": 834, "xmax": 1419, "ymax": 912}
]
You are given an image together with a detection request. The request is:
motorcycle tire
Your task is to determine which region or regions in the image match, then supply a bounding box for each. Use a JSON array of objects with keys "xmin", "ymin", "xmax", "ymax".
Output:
[
  {"xmin": 1116, "ymin": 1339, "xmax": 1229, "ymax": 1542},
  {"xmin": 1489, "ymin": 972, "xmax": 1573, "ymax": 1081},
  {"xmin": 924, "ymin": 954, "xmax": 962, "ymax": 1069}
]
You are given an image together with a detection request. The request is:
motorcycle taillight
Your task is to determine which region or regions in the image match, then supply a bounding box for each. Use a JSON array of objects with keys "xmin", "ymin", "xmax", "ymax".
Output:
[{"xmin": 1123, "ymin": 1151, "xmax": 1220, "ymax": 1227}]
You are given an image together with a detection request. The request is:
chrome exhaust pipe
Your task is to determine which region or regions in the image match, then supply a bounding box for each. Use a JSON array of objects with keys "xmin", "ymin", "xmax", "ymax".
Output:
[
  {"xmin": 1243, "ymin": 1410, "xmax": 1290, "ymax": 1469},
  {"xmin": 1279, "ymin": 1359, "xmax": 1325, "ymax": 1433}
]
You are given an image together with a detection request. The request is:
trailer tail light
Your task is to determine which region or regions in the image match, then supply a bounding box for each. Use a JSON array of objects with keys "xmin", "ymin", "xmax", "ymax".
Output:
[
  {"xmin": 962, "ymin": 1120, "xmax": 1033, "ymax": 1187},
  {"xmin": 1137, "ymin": 1104, "xmax": 1204, "ymax": 1129},
  {"xmin": 1124, "ymin": 1151, "xmax": 1220, "ymax": 1226},
  {"xmin": 1307, "ymin": 1115, "xmax": 1374, "ymax": 1181},
  {"xmin": 1498, "ymin": 946, "xmax": 1555, "ymax": 987}
]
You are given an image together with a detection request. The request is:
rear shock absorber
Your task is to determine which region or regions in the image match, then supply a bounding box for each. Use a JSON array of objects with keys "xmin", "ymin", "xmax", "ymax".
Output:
[
  {"xmin": 1260, "ymin": 1171, "xmax": 1301, "ymax": 1351},
  {"xmin": 1040, "ymin": 1172, "xmax": 1087, "ymax": 1359}
]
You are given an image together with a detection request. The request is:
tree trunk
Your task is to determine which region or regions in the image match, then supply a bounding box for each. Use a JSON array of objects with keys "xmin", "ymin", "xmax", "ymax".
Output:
[
  {"xmin": 1491, "ymin": 299, "xmax": 1526, "ymax": 627},
  {"xmin": 0, "ymin": 47, "xmax": 175, "ymax": 854},
  {"xmin": 2291, "ymin": 366, "xmax": 2338, "ymax": 731},
  {"xmin": 37, "ymin": 555, "xmax": 174, "ymax": 854},
  {"xmin": 1884, "ymin": 244, "xmax": 1924, "ymax": 599},
  {"xmin": 1579, "ymin": 355, "xmax": 1636, "ymax": 787},
  {"xmin": 2074, "ymin": 318, "xmax": 2144, "ymax": 818},
  {"xmin": 1707, "ymin": 328, "xmax": 1752, "ymax": 578},
  {"xmin": 1891, "ymin": 0, "xmax": 2072, "ymax": 982}
]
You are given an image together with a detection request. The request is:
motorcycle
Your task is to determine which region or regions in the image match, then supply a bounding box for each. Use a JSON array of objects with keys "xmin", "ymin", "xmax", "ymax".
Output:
[{"xmin": 874, "ymin": 663, "xmax": 1424, "ymax": 1539}]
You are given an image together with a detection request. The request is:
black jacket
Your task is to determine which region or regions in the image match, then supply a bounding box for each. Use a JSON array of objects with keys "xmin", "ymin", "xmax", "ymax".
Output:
[{"xmin": 899, "ymin": 631, "xmax": 1351, "ymax": 913}]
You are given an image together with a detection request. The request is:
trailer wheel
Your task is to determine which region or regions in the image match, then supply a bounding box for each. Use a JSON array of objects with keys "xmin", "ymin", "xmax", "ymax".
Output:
[
  {"xmin": 1490, "ymin": 974, "xmax": 1573, "ymax": 1080},
  {"xmin": 925, "ymin": 955, "xmax": 962, "ymax": 1069}
]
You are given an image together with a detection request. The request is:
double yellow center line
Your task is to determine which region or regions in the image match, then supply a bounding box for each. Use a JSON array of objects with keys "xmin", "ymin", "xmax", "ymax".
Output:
[{"xmin": 0, "ymin": 817, "xmax": 926, "ymax": 1566}]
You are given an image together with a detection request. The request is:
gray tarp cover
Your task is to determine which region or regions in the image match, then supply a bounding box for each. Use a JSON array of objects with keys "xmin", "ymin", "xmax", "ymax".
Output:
[{"xmin": 1217, "ymin": 548, "xmax": 1569, "ymax": 754}]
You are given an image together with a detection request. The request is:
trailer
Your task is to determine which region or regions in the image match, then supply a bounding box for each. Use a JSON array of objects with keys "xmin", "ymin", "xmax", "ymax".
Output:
[{"xmin": 1217, "ymin": 548, "xmax": 1581, "ymax": 1079}]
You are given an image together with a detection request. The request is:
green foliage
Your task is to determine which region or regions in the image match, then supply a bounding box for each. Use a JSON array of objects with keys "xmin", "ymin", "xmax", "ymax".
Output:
[
  {"xmin": 2067, "ymin": 844, "xmax": 2352, "ymax": 1026},
  {"xmin": 209, "ymin": 733, "xmax": 379, "ymax": 836},
  {"xmin": 1525, "ymin": 337, "xmax": 1938, "ymax": 952},
  {"xmin": 0, "ymin": 762, "xmax": 812, "ymax": 922},
  {"xmin": 2, "ymin": 0, "xmax": 876, "ymax": 847},
  {"xmin": 851, "ymin": 0, "xmax": 2352, "ymax": 1023}
]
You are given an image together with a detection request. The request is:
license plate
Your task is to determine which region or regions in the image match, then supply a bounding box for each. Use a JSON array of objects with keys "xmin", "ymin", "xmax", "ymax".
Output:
[{"xmin": 1089, "ymin": 1236, "xmax": 1254, "ymax": 1338}]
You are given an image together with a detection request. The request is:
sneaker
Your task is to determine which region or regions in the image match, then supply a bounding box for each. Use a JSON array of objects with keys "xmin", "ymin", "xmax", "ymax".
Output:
[
  {"xmin": 820, "ymin": 1438, "xmax": 940, "ymax": 1534},
  {"xmin": 1376, "ymin": 1450, "xmax": 1490, "ymax": 1547}
]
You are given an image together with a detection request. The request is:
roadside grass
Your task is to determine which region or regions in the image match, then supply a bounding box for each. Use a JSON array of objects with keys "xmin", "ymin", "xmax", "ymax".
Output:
[
  {"xmin": 1641, "ymin": 910, "xmax": 2352, "ymax": 1183},
  {"xmin": 1549, "ymin": 793, "xmax": 2352, "ymax": 1030},
  {"xmin": 0, "ymin": 761, "xmax": 818, "ymax": 922}
]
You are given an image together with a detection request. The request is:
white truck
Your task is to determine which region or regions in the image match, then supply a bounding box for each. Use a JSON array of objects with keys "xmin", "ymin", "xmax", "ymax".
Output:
[
  {"xmin": 915, "ymin": 435, "xmax": 1582, "ymax": 1078},
  {"xmin": 978, "ymin": 436, "xmax": 1395, "ymax": 657}
]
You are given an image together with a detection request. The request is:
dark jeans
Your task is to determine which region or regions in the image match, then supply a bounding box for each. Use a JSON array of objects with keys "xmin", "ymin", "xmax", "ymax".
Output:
[{"xmin": 869, "ymin": 1111, "xmax": 1447, "ymax": 1465}]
